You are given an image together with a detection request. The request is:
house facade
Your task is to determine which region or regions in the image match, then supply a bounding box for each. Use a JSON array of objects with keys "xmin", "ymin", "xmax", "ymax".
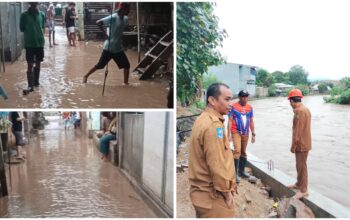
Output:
[{"xmin": 208, "ymin": 63, "xmax": 257, "ymax": 97}]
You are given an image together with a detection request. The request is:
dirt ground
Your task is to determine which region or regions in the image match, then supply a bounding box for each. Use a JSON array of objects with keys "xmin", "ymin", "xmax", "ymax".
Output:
[
  {"xmin": 176, "ymin": 102, "xmax": 202, "ymax": 117},
  {"xmin": 176, "ymin": 141, "xmax": 275, "ymax": 218}
]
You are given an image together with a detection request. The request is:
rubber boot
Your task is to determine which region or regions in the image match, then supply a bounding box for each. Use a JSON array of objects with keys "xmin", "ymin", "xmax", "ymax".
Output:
[
  {"xmin": 23, "ymin": 70, "xmax": 34, "ymax": 95},
  {"xmin": 239, "ymin": 156, "xmax": 250, "ymax": 178},
  {"xmin": 234, "ymin": 158, "xmax": 240, "ymax": 183},
  {"xmin": 34, "ymin": 67, "xmax": 40, "ymax": 87}
]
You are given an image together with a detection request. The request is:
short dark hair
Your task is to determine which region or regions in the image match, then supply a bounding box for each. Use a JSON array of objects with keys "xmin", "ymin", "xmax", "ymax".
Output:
[
  {"xmin": 29, "ymin": 2, "xmax": 38, "ymax": 7},
  {"xmin": 120, "ymin": 3, "xmax": 130, "ymax": 10},
  {"xmin": 206, "ymin": 83, "xmax": 230, "ymax": 105},
  {"xmin": 290, "ymin": 96, "xmax": 302, "ymax": 103},
  {"xmin": 69, "ymin": 2, "xmax": 75, "ymax": 6},
  {"xmin": 101, "ymin": 112, "xmax": 110, "ymax": 117}
]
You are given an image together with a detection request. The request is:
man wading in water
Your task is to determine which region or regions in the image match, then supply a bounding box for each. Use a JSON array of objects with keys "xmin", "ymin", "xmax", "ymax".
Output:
[
  {"xmin": 20, "ymin": 2, "xmax": 45, "ymax": 95},
  {"xmin": 46, "ymin": 4, "xmax": 58, "ymax": 47},
  {"xmin": 83, "ymin": 3, "xmax": 131, "ymax": 85}
]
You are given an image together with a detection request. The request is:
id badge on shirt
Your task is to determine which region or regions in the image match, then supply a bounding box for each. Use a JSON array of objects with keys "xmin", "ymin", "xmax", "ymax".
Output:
[{"xmin": 216, "ymin": 127, "xmax": 224, "ymax": 139}]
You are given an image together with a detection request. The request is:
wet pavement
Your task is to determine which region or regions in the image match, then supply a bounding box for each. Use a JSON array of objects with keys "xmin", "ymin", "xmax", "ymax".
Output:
[
  {"xmin": 0, "ymin": 117, "xmax": 157, "ymax": 217},
  {"xmin": 248, "ymin": 95, "xmax": 350, "ymax": 209},
  {"xmin": 0, "ymin": 26, "xmax": 169, "ymax": 108}
]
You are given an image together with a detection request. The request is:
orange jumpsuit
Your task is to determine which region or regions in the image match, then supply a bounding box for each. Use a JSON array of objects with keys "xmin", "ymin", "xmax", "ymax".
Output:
[
  {"xmin": 291, "ymin": 104, "xmax": 312, "ymax": 193},
  {"xmin": 188, "ymin": 108, "xmax": 236, "ymax": 218}
]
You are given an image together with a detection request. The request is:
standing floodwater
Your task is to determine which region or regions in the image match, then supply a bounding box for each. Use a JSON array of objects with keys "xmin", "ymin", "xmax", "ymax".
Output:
[
  {"xmin": 248, "ymin": 95, "xmax": 350, "ymax": 208},
  {"xmin": 0, "ymin": 26, "xmax": 169, "ymax": 108},
  {"xmin": 0, "ymin": 118, "xmax": 156, "ymax": 217}
]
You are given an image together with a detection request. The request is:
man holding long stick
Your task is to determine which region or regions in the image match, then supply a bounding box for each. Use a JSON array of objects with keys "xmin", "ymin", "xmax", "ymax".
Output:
[{"xmin": 83, "ymin": 3, "xmax": 130, "ymax": 86}]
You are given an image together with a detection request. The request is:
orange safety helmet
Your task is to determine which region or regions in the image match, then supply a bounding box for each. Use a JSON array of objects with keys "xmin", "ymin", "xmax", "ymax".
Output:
[{"xmin": 288, "ymin": 89, "xmax": 303, "ymax": 100}]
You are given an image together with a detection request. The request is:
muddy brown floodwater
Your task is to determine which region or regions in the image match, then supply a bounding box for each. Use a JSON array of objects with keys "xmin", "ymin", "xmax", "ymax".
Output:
[
  {"xmin": 0, "ymin": 118, "xmax": 157, "ymax": 217},
  {"xmin": 0, "ymin": 26, "xmax": 169, "ymax": 108},
  {"xmin": 248, "ymin": 95, "xmax": 350, "ymax": 209}
]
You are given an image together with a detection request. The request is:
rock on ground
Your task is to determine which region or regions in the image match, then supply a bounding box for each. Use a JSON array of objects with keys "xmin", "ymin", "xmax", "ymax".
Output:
[{"xmin": 277, "ymin": 197, "xmax": 315, "ymax": 218}]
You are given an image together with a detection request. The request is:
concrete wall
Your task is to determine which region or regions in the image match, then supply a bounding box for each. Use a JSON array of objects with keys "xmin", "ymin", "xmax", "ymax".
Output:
[
  {"xmin": 208, "ymin": 63, "xmax": 257, "ymax": 97},
  {"xmin": 83, "ymin": 111, "xmax": 100, "ymax": 138},
  {"xmin": 116, "ymin": 112, "xmax": 173, "ymax": 217},
  {"xmin": 142, "ymin": 112, "xmax": 173, "ymax": 216},
  {"xmin": 247, "ymin": 153, "xmax": 350, "ymax": 218},
  {"xmin": 85, "ymin": 111, "xmax": 173, "ymax": 217},
  {"xmin": 120, "ymin": 113, "xmax": 144, "ymax": 182},
  {"xmin": 0, "ymin": 2, "xmax": 26, "ymax": 62},
  {"xmin": 75, "ymin": 2, "xmax": 85, "ymax": 41},
  {"xmin": 256, "ymin": 86, "xmax": 268, "ymax": 97},
  {"xmin": 80, "ymin": 112, "xmax": 89, "ymax": 136}
]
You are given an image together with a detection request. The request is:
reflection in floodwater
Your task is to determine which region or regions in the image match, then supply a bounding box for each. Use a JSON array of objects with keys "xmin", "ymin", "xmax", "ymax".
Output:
[
  {"xmin": 0, "ymin": 118, "xmax": 157, "ymax": 217},
  {"xmin": 0, "ymin": 26, "xmax": 169, "ymax": 108},
  {"xmin": 249, "ymin": 95, "xmax": 350, "ymax": 208}
]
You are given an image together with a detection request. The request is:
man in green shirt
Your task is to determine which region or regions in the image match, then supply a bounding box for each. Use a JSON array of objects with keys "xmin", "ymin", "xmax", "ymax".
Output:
[{"xmin": 19, "ymin": 2, "xmax": 45, "ymax": 95}]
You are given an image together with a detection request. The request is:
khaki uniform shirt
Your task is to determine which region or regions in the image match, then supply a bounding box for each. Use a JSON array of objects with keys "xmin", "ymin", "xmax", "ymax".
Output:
[
  {"xmin": 189, "ymin": 108, "xmax": 235, "ymax": 209},
  {"xmin": 291, "ymin": 104, "xmax": 312, "ymax": 152}
]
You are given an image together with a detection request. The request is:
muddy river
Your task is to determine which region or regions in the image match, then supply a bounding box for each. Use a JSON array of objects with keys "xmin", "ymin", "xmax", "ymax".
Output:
[
  {"xmin": 0, "ymin": 118, "xmax": 156, "ymax": 217},
  {"xmin": 248, "ymin": 95, "xmax": 350, "ymax": 209}
]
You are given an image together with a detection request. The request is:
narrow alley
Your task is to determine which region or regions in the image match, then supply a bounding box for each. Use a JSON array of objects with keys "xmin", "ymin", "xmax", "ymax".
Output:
[
  {"xmin": 0, "ymin": 116, "xmax": 158, "ymax": 217},
  {"xmin": 0, "ymin": 2, "xmax": 173, "ymax": 108},
  {"xmin": 0, "ymin": 26, "xmax": 168, "ymax": 108}
]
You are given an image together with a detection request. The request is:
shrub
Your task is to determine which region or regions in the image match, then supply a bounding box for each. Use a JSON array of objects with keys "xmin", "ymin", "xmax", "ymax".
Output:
[
  {"xmin": 296, "ymin": 84, "xmax": 310, "ymax": 96},
  {"xmin": 318, "ymin": 84, "xmax": 328, "ymax": 94},
  {"xmin": 331, "ymin": 86, "xmax": 343, "ymax": 96},
  {"xmin": 339, "ymin": 89, "xmax": 350, "ymax": 104},
  {"xmin": 195, "ymin": 100, "xmax": 206, "ymax": 109},
  {"xmin": 268, "ymin": 85, "xmax": 277, "ymax": 97}
]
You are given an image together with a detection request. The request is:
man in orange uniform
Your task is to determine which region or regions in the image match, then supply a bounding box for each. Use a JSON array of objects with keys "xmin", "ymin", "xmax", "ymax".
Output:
[
  {"xmin": 188, "ymin": 83, "xmax": 236, "ymax": 218},
  {"xmin": 287, "ymin": 89, "xmax": 312, "ymax": 199},
  {"xmin": 228, "ymin": 90, "xmax": 255, "ymax": 183}
]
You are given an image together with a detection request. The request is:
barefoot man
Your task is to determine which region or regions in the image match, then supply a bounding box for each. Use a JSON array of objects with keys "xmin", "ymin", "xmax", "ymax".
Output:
[
  {"xmin": 189, "ymin": 83, "xmax": 236, "ymax": 218},
  {"xmin": 83, "ymin": 3, "xmax": 130, "ymax": 85},
  {"xmin": 46, "ymin": 4, "xmax": 58, "ymax": 47},
  {"xmin": 287, "ymin": 89, "xmax": 312, "ymax": 199}
]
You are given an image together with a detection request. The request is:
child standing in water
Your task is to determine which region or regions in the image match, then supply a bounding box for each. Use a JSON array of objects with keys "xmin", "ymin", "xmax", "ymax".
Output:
[{"xmin": 62, "ymin": 112, "xmax": 70, "ymax": 129}]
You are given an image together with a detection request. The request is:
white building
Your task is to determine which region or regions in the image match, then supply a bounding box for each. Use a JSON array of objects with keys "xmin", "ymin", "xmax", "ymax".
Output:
[{"xmin": 208, "ymin": 63, "xmax": 257, "ymax": 97}]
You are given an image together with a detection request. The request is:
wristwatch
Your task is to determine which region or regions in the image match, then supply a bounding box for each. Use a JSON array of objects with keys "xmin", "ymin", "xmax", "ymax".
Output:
[{"xmin": 252, "ymin": 132, "xmax": 256, "ymax": 137}]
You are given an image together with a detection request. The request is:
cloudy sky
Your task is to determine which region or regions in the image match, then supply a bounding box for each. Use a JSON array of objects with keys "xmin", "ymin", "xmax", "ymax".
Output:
[{"xmin": 214, "ymin": 0, "xmax": 350, "ymax": 80}]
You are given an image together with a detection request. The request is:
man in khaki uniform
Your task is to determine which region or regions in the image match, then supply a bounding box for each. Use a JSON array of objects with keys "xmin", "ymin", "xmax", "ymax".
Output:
[
  {"xmin": 189, "ymin": 83, "xmax": 236, "ymax": 218},
  {"xmin": 287, "ymin": 89, "xmax": 312, "ymax": 199}
]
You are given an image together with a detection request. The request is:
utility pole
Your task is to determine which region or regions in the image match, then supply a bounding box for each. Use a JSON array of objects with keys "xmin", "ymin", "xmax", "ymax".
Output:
[{"xmin": 0, "ymin": 138, "xmax": 8, "ymax": 196}]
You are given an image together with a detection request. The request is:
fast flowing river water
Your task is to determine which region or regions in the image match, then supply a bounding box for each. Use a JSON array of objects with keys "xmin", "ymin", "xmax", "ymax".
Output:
[{"xmin": 248, "ymin": 95, "xmax": 350, "ymax": 209}]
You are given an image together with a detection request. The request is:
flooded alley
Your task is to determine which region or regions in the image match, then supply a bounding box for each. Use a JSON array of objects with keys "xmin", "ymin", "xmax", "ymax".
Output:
[
  {"xmin": 0, "ymin": 116, "xmax": 157, "ymax": 217},
  {"xmin": 249, "ymin": 95, "xmax": 350, "ymax": 209},
  {"xmin": 0, "ymin": 26, "xmax": 169, "ymax": 108}
]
